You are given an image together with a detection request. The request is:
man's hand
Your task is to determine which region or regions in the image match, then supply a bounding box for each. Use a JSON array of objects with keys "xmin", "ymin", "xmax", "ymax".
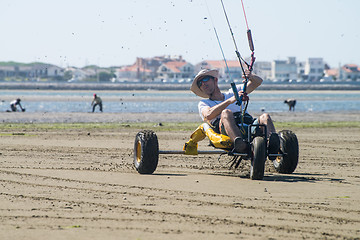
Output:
[
  {"xmin": 242, "ymin": 69, "xmax": 252, "ymax": 83},
  {"xmin": 239, "ymin": 91, "xmax": 249, "ymax": 101},
  {"xmin": 229, "ymin": 91, "xmax": 249, "ymax": 104},
  {"xmin": 241, "ymin": 70, "xmax": 263, "ymax": 94}
]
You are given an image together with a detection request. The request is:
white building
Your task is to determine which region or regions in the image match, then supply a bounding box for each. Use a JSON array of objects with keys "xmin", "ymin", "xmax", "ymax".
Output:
[
  {"xmin": 271, "ymin": 57, "xmax": 297, "ymax": 82},
  {"xmin": 30, "ymin": 64, "xmax": 64, "ymax": 78},
  {"xmin": 65, "ymin": 67, "xmax": 90, "ymax": 82},
  {"xmin": 156, "ymin": 61, "xmax": 194, "ymax": 82},
  {"xmin": 253, "ymin": 61, "xmax": 272, "ymax": 81},
  {"xmin": 304, "ymin": 58, "xmax": 324, "ymax": 81},
  {"xmin": 339, "ymin": 64, "xmax": 360, "ymax": 81}
]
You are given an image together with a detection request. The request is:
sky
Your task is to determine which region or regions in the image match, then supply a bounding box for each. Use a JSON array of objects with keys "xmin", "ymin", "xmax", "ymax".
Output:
[{"xmin": 0, "ymin": 0, "xmax": 358, "ymax": 68}]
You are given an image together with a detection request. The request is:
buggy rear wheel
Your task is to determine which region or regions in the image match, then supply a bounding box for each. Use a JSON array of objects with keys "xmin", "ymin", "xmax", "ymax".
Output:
[
  {"xmin": 250, "ymin": 136, "xmax": 267, "ymax": 180},
  {"xmin": 273, "ymin": 130, "xmax": 299, "ymax": 174},
  {"xmin": 134, "ymin": 130, "xmax": 159, "ymax": 174}
]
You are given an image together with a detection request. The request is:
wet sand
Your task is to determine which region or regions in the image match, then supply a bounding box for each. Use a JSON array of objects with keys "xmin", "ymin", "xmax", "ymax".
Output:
[
  {"xmin": 0, "ymin": 112, "xmax": 359, "ymax": 239},
  {"xmin": 0, "ymin": 111, "xmax": 359, "ymax": 123}
]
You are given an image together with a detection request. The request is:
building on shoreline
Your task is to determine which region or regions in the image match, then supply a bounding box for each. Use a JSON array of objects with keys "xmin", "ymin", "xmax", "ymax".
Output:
[
  {"xmin": 0, "ymin": 63, "xmax": 64, "ymax": 81},
  {"xmin": 271, "ymin": 57, "xmax": 298, "ymax": 82},
  {"xmin": 340, "ymin": 64, "xmax": 360, "ymax": 81},
  {"xmin": 1, "ymin": 56, "xmax": 359, "ymax": 83}
]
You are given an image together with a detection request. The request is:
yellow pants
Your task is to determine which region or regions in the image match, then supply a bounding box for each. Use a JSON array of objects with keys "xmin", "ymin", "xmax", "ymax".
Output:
[{"xmin": 183, "ymin": 123, "xmax": 233, "ymax": 155}]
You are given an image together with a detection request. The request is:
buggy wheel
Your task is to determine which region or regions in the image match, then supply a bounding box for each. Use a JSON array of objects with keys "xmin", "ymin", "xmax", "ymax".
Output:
[
  {"xmin": 273, "ymin": 130, "xmax": 299, "ymax": 174},
  {"xmin": 134, "ymin": 130, "xmax": 159, "ymax": 174},
  {"xmin": 250, "ymin": 136, "xmax": 266, "ymax": 180}
]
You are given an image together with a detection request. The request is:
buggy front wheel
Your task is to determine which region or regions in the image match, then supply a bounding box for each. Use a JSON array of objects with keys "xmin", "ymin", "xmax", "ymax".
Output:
[
  {"xmin": 250, "ymin": 136, "xmax": 267, "ymax": 180},
  {"xmin": 134, "ymin": 130, "xmax": 159, "ymax": 174}
]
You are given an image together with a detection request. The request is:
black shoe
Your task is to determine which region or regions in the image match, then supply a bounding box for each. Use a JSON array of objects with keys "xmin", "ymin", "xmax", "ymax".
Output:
[
  {"xmin": 268, "ymin": 132, "xmax": 280, "ymax": 160},
  {"xmin": 233, "ymin": 137, "xmax": 247, "ymax": 153}
]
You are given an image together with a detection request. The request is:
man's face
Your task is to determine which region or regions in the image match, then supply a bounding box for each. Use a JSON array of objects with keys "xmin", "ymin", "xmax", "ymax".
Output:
[{"xmin": 198, "ymin": 76, "xmax": 215, "ymax": 96}]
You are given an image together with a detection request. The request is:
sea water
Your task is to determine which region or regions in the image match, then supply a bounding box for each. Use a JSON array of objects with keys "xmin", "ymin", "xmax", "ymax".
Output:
[{"xmin": 0, "ymin": 90, "xmax": 359, "ymax": 113}]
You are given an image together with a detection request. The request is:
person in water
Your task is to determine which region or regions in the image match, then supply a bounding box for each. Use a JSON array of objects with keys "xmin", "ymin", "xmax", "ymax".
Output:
[
  {"xmin": 91, "ymin": 94, "xmax": 103, "ymax": 112},
  {"xmin": 10, "ymin": 98, "xmax": 25, "ymax": 112},
  {"xmin": 191, "ymin": 68, "xmax": 279, "ymax": 155}
]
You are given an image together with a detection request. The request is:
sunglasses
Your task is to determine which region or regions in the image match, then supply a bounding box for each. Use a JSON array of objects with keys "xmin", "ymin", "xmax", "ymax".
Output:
[{"xmin": 197, "ymin": 76, "xmax": 213, "ymax": 88}]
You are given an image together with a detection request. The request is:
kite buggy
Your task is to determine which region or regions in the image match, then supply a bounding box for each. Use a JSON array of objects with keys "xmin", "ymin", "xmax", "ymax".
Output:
[{"xmin": 133, "ymin": 122, "xmax": 299, "ymax": 180}]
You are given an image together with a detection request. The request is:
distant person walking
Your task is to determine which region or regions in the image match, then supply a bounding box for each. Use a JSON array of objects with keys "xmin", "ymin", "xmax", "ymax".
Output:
[
  {"xmin": 91, "ymin": 94, "xmax": 103, "ymax": 112},
  {"xmin": 9, "ymin": 98, "xmax": 25, "ymax": 112}
]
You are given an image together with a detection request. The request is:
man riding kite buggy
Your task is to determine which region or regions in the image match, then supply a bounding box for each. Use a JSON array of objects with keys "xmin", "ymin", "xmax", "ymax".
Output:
[
  {"xmin": 190, "ymin": 68, "xmax": 280, "ymax": 157},
  {"xmin": 133, "ymin": 0, "xmax": 299, "ymax": 180}
]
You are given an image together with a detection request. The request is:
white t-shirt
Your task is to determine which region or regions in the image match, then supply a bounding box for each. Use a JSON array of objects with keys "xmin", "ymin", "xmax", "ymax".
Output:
[{"xmin": 198, "ymin": 85, "xmax": 248, "ymax": 124}]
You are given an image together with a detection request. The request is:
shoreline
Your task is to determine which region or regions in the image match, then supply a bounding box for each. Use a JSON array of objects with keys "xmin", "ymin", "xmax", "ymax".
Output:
[{"xmin": 1, "ymin": 111, "xmax": 359, "ymax": 123}]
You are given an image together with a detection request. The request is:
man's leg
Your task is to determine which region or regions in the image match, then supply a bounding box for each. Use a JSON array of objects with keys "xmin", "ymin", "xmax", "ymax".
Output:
[
  {"xmin": 220, "ymin": 109, "xmax": 241, "ymax": 141},
  {"xmin": 259, "ymin": 113, "xmax": 280, "ymax": 160},
  {"xmin": 92, "ymin": 104, "xmax": 96, "ymax": 112},
  {"xmin": 220, "ymin": 109, "xmax": 246, "ymax": 152},
  {"xmin": 258, "ymin": 113, "xmax": 275, "ymax": 138}
]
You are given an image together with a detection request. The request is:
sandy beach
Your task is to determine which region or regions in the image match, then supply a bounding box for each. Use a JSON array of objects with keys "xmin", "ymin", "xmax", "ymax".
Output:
[{"xmin": 0, "ymin": 112, "xmax": 359, "ymax": 239}]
